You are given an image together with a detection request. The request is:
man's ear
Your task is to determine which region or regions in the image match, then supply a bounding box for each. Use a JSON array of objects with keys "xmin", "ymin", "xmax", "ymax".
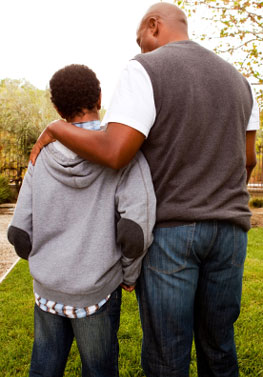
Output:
[{"xmin": 148, "ymin": 17, "xmax": 159, "ymax": 36}]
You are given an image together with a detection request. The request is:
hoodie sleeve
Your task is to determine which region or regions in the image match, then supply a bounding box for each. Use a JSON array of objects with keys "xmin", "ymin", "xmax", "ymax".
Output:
[
  {"xmin": 115, "ymin": 151, "xmax": 156, "ymax": 286},
  {"xmin": 7, "ymin": 163, "xmax": 33, "ymax": 260}
]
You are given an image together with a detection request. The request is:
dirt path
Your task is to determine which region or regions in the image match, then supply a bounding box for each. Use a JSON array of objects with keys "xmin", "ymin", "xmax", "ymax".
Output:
[
  {"xmin": 0, "ymin": 204, "xmax": 262, "ymax": 282},
  {"xmin": 0, "ymin": 204, "xmax": 18, "ymax": 281}
]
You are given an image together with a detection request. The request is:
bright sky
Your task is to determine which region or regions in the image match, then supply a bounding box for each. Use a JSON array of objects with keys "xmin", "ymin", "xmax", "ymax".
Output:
[{"xmin": 0, "ymin": 0, "xmax": 211, "ymax": 107}]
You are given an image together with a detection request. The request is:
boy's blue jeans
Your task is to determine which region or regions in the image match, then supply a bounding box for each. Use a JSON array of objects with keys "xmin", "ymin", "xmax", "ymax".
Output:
[
  {"xmin": 136, "ymin": 221, "xmax": 247, "ymax": 377},
  {"xmin": 29, "ymin": 286, "xmax": 121, "ymax": 377}
]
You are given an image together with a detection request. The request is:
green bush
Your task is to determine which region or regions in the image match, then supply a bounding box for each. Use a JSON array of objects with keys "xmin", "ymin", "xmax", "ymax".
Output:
[
  {"xmin": 249, "ymin": 198, "xmax": 263, "ymax": 208},
  {"xmin": 0, "ymin": 175, "xmax": 13, "ymax": 204}
]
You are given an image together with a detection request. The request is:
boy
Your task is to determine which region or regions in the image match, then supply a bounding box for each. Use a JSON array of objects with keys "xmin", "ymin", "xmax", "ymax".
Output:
[{"xmin": 7, "ymin": 64, "xmax": 156, "ymax": 377}]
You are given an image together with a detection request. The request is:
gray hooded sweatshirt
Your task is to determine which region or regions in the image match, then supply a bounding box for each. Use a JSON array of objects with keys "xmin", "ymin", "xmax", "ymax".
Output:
[{"xmin": 8, "ymin": 143, "xmax": 156, "ymax": 307}]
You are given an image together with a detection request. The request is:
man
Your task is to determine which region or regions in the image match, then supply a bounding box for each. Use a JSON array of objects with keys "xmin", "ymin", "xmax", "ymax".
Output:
[{"xmin": 30, "ymin": 3, "xmax": 259, "ymax": 376}]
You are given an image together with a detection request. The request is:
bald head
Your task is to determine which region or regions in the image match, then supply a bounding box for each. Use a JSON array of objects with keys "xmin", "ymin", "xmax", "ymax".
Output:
[
  {"xmin": 137, "ymin": 2, "xmax": 189, "ymax": 53},
  {"xmin": 142, "ymin": 2, "xmax": 188, "ymax": 34}
]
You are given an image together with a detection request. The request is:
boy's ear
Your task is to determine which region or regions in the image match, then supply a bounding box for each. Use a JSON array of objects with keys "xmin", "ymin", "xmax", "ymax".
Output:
[{"xmin": 97, "ymin": 92, "xmax": 102, "ymax": 110}]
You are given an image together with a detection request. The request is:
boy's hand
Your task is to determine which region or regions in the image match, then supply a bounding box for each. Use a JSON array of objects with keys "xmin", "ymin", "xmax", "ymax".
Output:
[
  {"xmin": 121, "ymin": 283, "xmax": 136, "ymax": 292},
  {"xmin": 30, "ymin": 121, "xmax": 60, "ymax": 165}
]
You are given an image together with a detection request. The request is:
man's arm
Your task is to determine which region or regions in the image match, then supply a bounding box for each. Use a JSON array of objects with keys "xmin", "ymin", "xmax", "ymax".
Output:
[
  {"xmin": 30, "ymin": 60, "xmax": 155, "ymax": 168},
  {"xmin": 30, "ymin": 121, "xmax": 145, "ymax": 170},
  {"xmin": 246, "ymin": 130, "xmax": 257, "ymax": 183}
]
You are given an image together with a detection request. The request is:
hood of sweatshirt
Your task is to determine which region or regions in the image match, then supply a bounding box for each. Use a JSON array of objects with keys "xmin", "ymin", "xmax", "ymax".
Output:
[{"xmin": 40, "ymin": 143, "xmax": 105, "ymax": 189}]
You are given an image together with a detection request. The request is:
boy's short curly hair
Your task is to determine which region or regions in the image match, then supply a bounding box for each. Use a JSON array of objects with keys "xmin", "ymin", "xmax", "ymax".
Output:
[{"xmin": 49, "ymin": 64, "xmax": 101, "ymax": 120}]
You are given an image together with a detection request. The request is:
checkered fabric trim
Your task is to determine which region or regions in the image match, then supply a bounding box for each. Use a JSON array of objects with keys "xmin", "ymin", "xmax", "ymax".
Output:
[{"xmin": 35, "ymin": 292, "xmax": 111, "ymax": 318}]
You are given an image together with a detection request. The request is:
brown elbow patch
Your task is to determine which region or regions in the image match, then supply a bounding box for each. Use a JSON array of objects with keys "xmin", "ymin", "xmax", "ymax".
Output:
[
  {"xmin": 117, "ymin": 218, "xmax": 144, "ymax": 258},
  {"xmin": 7, "ymin": 226, "xmax": 32, "ymax": 260}
]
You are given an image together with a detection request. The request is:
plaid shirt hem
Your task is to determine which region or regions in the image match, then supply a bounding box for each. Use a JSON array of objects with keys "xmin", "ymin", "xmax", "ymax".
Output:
[{"xmin": 34, "ymin": 292, "xmax": 111, "ymax": 319}]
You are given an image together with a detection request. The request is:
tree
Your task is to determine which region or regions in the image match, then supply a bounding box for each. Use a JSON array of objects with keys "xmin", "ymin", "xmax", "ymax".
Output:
[
  {"xmin": 175, "ymin": 0, "xmax": 263, "ymax": 115},
  {"xmin": 0, "ymin": 79, "xmax": 58, "ymax": 188},
  {"xmin": 0, "ymin": 79, "xmax": 57, "ymax": 155}
]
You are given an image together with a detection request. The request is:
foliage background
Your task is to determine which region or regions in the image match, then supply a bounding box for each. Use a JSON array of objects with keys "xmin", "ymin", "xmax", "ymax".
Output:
[
  {"xmin": 0, "ymin": 79, "xmax": 58, "ymax": 153},
  {"xmin": 0, "ymin": 175, "xmax": 13, "ymax": 204},
  {"xmin": 0, "ymin": 79, "xmax": 58, "ymax": 185}
]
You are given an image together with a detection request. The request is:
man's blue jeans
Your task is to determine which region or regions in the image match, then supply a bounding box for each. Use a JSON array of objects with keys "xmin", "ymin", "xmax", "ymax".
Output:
[
  {"xmin": 29, "ymin": 287, "xmax": 121, "ymax": 377},
  {"xmin": 136, "ymin": 221, "xmax": 247, "ymax": 377}
]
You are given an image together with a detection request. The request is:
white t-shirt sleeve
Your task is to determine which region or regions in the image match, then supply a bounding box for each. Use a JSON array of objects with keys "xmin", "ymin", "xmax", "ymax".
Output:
[
  {"xmin": 101, "ymin": 60, "xmax": 156, "ymax": 138},
  {"xmin": 247, "ymin": 84, "xmax": 260, "ymax": 131}
]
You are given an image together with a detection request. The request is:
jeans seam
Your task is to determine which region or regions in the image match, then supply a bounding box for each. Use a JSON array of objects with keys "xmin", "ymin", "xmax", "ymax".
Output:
[{"xmin": 203, "ymin": 220, "xmax": 218, "ymax": 259}]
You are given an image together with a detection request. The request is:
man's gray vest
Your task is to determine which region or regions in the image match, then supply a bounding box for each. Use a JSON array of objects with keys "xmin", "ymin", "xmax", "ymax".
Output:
[{"xmin": 135, "ymin": 40, "xmax": 253, "ymax": 231}]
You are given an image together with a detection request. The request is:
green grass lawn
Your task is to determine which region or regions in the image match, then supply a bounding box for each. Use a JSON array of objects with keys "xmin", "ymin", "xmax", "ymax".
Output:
[{"xmin": 0, "ymin": 228, "xmax": 262, "ymax": 376}]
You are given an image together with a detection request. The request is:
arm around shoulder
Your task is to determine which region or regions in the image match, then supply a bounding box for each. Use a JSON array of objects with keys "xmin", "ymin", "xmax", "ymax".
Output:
[{"xmin": 31, "ymin": 121, "xmax": 145, "ymax": 170}]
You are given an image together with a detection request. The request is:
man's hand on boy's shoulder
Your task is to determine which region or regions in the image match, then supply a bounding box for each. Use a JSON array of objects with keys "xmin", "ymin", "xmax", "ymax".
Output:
[
  {"xmin": 121, "ymin": 283, "xmax": 136, "ymax": 292},
  {"xmin": 30, "ymin": 120, "xmax": 61, "ymax": 165}
]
